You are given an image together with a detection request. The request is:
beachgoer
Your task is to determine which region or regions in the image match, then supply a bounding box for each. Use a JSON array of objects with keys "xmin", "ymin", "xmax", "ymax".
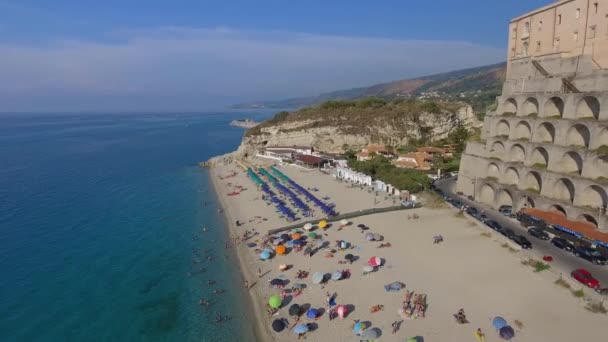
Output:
[
  {"xmin": 244, "ymin": 280, "xmax": 249, "ymax": 289},
  {"xmin": 391, "ymin": 320, "xmax": 400, "ymax": 334}
]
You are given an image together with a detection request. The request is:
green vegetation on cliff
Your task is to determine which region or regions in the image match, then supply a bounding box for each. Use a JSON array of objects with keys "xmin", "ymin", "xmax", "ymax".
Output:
[{"xmin": 347, "ymin": 155, "xmax": 430, "ymax": 193}]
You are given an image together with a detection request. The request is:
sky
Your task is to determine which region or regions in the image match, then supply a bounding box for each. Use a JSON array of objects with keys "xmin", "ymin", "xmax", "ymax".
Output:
[{"xmin": 0, "ymin": 0, "xmax": 551, "ymax": 112}]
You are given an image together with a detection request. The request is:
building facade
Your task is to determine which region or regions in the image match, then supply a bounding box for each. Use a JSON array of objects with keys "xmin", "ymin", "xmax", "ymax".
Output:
[{"xmin": 457, "ymin": 0, "xmax": 608, "ymax": 234}]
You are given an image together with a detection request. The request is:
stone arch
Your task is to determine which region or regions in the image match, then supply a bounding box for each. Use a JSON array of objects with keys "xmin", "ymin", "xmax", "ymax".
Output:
[
  {"xmin": 577, "ymin": 214, "xmax": 598, "ymax": 228},
  {"xmin": 530, "ymin": 147, "xmax": 549, "ymax": 168},
  {"xmin": 520, "ymin": 195, "xmax": 536, "ymax": 209},
  {"xmin": 522, "ymin": 171, "xmax": 542, "ymax": 193},
  {"xmin": 578, "ymin": 185, "xmax": 608, "ymax": 209},
  {"xmin": 559, "ymin": 151, "xmax": 583, "ymax": 175},
  {"xmin": 490, "ymin": 141, "xmax": 505, "ymax": 157},
  {"xmin": 566, "ymin": 124, "xmax": 591, "ymax": 148},
  {"xmin": 598, "ymin": 127, "xmax": 608, "ymax": 148},
  {"xmin": 497, "ymin": 188, "xmax": 514, "ymax": 208},
  {"xmin": 535, "ymin": 122, "xmax": 555, "ymax": 143},
  {"xmin": 479, "ymin": 183, "xmax": 496, "ymax": 206},
  {"xmin": 575, "ymin": 96, "xmax": 600, "ymax": 119},
  {"xmin": 550, "ymin": 204, "xmax": 568, "ymax": 217},
  {"xmin": 504, "ymin": 167, "xmax": 520, "ymax": 185},
  {"xmin": 503, "ymin": 98, "xmax": 517, "ymax": 115},
  {"xmin": 495, "ymin": 120, "xmax": 510, "ymax": 137},
  {"xmin": 553, "ymin": 178, "xmax": 576, "ymax": 203},
  {"xmin": 487, "ymin": 162, "xmax": 500, "ymax": 178},
  {"xmin": 521, "ymin": 97, "xmax": 539, "ymax": 116},
  {"xmin": 509, "ymin": 144, "xmax": 526, "ymax": 163},
  {"xmin": 543, "ymin": 96, "xmax": 564, "ymax": 118},
  {"xmin": 513, "ymin": 121, "xmax": 532, "ymax": 140}
]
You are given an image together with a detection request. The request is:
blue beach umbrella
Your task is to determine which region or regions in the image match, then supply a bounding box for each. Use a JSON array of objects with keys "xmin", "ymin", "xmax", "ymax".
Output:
[
  {"xmin": 285, "ymin": 240, "xmax": 295, "ymax": 248},
  {"xmin": 332, "ymin": 271, "xmax": 343, "ymax": 281},
  {"xmin": 293, "ymin": 324, "xmax": 309, "ymax": 334},
  {"xmin": 499, "ymin": 326, "xmax": 515, "ymax": 340},
  {"xmin": 493, "ymin": 316, "xmax": 508, "ymax": 330},
  {"xmin": 353, "ymin": 321, "xmax": 367, "ymax": 334},
  {"xmin": 293, "ymin": 239, "xmax": 304, "ymax": 246},
  {"xmin": 312, "ymin": 272, "xmax": 325, "ymax": 284},
  {"xmin": 306, "ymin": 308, "xmax": 318, "ymax": 319}
]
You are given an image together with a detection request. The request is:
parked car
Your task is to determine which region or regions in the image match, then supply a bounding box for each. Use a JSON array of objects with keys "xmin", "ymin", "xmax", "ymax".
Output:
[
  {"xmin": 466, "ymin": 207, "xmax": 478, "ymax": 216},
  {"xmin": 527, "ymin": 227, "xmax": 550, "ymax": 240},
  {"xmin": 551, "ymin": 237, "xmax": 574, "ymax": 252},
  {"xmin": 500, "ymin": 228, "xmax": 516, "ymax": 239},
  {"xmin": 498, "ymin": 205, "xmax": 513, "ymax": 217},
  {"xmin": 574, "ymin": 246, "xmax": 608, "ymax": 265},
  {"xmin": 512, "ymin": 235, "xmax": 532, "ymax": 249},
  {"xmin": 595, "ymin": 288, "xmax": 608, "ymax": 296},
  {"xmin": 476, "ymin": 213, "xmax": 489, "ymax": 223},
  {"xmin": 571, "ymin": 269, "xmax": 601, "ymax": 288},
  {"xmin": 485, "ymin": 220, "xmax": 502, "ymax": 231}
]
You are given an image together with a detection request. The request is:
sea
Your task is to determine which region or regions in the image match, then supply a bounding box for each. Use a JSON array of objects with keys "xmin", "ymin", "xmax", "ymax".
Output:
[{"xmin": 0, "ymin": 111, "xmax": 274, "ymax": 342}]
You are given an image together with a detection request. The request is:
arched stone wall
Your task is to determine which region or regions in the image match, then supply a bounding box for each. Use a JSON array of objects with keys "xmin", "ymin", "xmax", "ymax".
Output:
[
  {"xmin": 553, "ymin": 178, "xmax": 576, "ymax": 203},
  {"xmin": 558, "ymin": 151, "xmax": 583, "ymax": 175},
  {"xmin": 513, "ymin": 121, "xmax": 532, "ymax": 140},
  {"xmin": 535, "ymin": 122, "xmax": 555, "ymax": 143},
  {"xmin": 566, "ymin": 124, "xmax": 591, "ymax": 148},
  {"xmin": 490, "ymin": 141, "xmax": 505, "ymax": 158},
  {"xmin": 550, "ymin": 204, "xmax": 568, "ymax": 217},
  {"xmin": 577, "ymin": 214, "xmax": 598, "ymax": 228},
  {"xmin": 578, "ymin": 185, "xmax": 608, "ymax": 209},
  {"xmin": 543, "ymin": 97, "xmax": 564, "ymax": 118},
  {"xmin": 503, "ymin": 98, "xmax": 517, "ymax": 114},
  {"xmin": 495, "ymin": 120, "xmax": 510, "ymax": 137},
  {"xmin": 522, "ymin": 171, "xmax": 542, "ymax": 193},
  {"xmin": 509, "ymin": 144, "xmax": 526, "ymax": 163},
  {"xmin": 520, "ymin": 195, "xmax": 536, "ymax": 209},
  {"xmin": 504, "ymin": 167, "xmax": 520, "ymax": 185},
  {"xmin": 487, "ymin": 162, "xmax": 500, "ymax": 178},
  {"xmin": 530, "ymin": 147, "xmax": 549, "ymax": 168},
  {"xmin": 598, "ymin": 127, "xmax": 608, "ymax": 148},
  {"xmin": 496, "ymin": 188, "xmax": 514, "ymax": 208},
  {"xmin": 521, "ymin": 97, "xmax": 539, "ymax": 116},
  {"xmin": 479, "ymin": 183, "xmax": 496, "ymax": 205},
  {"xmin": 575, "ymin": 96, "xmax": 600, "ymax": 119}
]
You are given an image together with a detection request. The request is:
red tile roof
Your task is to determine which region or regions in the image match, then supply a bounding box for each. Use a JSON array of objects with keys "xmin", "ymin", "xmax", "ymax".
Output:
[{"xmin": 522, "ymin": 208, "xmax": 608, "ymax": 243}]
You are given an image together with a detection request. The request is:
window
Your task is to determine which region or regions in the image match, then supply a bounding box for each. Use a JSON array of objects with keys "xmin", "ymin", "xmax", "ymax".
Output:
[
  {"xmin": 511, "ymin": 48, "xmax": 516, "ymax": 58},
  {"xmin": 523, "ymin": 41, "xmax": 529, "ymax": 56},
  {"xmin": 538, "ymin": 20, "xmax": 543, "ymax": 31},
  {"xmin": 536, "ymin": 41, "xmax": 541, "ymax": 52},
  {"xmin": 524, "ymin": 22, "xmax": 530, "ymax": 34},
  {"xmin": 574, "ymin": 31, "xmax": 579, "ymax": 41},
  {"xmin": 590, "ymin": 25, "xmax": 597, "ymax": 38},
  {"xmin": 576, "ymin": 8, "xmax": 580, "ymax": 19},
  {"xmin": 558, "ymin": 14, "xmax": 562, "ymax": 24},
  {"xmin": 594, "ymin": 2, "xmax": 599, "ymax": 14},
  {"xmin": 554, "ymin": 37, "xmax": 560, "ymax": 50}
]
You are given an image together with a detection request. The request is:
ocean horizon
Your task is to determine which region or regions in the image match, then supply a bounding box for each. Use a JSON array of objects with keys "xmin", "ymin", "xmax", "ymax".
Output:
[{"xmin": 0, "ymin": 111, "xmax": 273, "ymax": 341}]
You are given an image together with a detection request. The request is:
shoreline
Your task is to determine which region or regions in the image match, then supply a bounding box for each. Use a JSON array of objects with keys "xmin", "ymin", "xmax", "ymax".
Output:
[{"xmin": 209, "ymin": 166, "xmax": 274, "ymax": 342}]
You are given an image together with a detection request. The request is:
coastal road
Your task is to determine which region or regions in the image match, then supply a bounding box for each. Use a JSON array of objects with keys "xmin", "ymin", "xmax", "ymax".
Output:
[{"xmin": 435, "ymin": 176, "xmax": 608, "ymax": 292}]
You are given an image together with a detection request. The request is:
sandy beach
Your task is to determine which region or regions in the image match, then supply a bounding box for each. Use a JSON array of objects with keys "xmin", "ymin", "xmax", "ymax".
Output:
[{"xmin": 210, "ymin": 160, "xmax": 606, "ymax": 341}]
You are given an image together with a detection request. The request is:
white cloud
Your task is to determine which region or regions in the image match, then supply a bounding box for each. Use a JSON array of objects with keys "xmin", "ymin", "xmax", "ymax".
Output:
[{"xmin": 0, "ymin": 27, "xmax": 505, "ymax": 111}]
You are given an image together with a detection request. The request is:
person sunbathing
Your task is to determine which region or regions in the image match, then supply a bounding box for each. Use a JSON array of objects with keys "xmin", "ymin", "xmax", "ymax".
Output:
[
  {"xmin": 378, "ymin": 242, "xmax": 392, "ymax": 248},
  {"xmin": 369, "ymin": 304, "xmax": 384, "ymax": 313}
]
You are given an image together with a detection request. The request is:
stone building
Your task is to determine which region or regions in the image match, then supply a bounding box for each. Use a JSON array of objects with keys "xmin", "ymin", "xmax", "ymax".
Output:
[{"xmin": 457, "ymin": 0, "xmax": 608, "ymax": 234}]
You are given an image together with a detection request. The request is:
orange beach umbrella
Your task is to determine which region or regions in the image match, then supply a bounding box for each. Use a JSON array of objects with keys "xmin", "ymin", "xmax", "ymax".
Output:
[
  {"xmin": 291, "ymin": 233, "xmax": 302, "ymax": 240},
  {"xmin": 276, "ymin": 245, "xmax": 287, "ymax": 255}
]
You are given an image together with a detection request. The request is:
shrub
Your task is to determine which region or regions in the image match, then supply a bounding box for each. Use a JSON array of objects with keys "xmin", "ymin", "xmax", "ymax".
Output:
[
  {"xmin": 554, "ymin": 277, "xmax": 571, "ymax": 289},
  {"xmin": 586, "ymin": 301, "xmax": 607, "ymax": 314},
  {"xmin": 572, "ymin": 289, "xmax": 585, "ymax": 298}
]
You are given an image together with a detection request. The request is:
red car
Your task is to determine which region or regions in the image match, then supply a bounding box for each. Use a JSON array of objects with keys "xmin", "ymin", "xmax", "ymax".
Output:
[{"xmin": 571, "ymin": 269, "xmax": 600, "ymax": 288}]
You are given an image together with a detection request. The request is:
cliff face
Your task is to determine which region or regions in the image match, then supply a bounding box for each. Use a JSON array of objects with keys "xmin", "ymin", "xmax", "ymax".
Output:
[{"xmin": 230, "ymin": 101, "xmax": 479, "ymax": 158}]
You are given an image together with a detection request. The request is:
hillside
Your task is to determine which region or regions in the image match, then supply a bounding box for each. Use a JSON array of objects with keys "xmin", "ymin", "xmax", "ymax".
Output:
[{"xmin": 233, "ymin": 62, "xmax": 506, "ymax": 115}]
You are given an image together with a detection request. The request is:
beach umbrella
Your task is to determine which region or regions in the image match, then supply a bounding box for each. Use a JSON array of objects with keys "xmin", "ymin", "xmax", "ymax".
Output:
[
  {"xmin": 268, "ymin": 295, "xmax": 282, "ymax": 309},
  {"xmin": 289, "ymin": 304, "xmax": 301, "ymax": 316},
  {"xmin": 260, "ymin": 250, "xmax": 272, "ymax": 260},
  {"xmin": 272, "ymin": 319, "xmax": 287, "ymax": 332},
  {"xmin": 308, "ymin": 232, "xmax": 318, "ymax": 239},
  {"xmin": 340, "ymin": 241, "xmax": 349, "ymax": 249},
  {"xmin": 368, "ymin": 256, "xmax": 382, "ymax": 267},
  {"xmin": 315, "ymin": 240, "xmax": 325, "ymax": 249},
  {"xmin": 336, "ymin": 305, "xmax": 348, "ymax": 319},
  {"xmin": 270, "ymin": 278, "xmax": 284, "ymax": 287},
  {"xmin": 357, "ymin": 224, "xmax": 366, "ymax": 228},
  {"xmin": 292, "ymin": 239, "xmax": 304, "ymax": 246},
  {"xmin": 280, "ymin": 233, "xmax": 290, "ymax": 241},
  {"xmin": 360, "ymin": 328, "xmax": 380, "ymax": 340},
  {"xmin": 331, "ymin": 271, "xmax": 343, "ymax": 281},
  {"xmin": 292, "ymin": 233, "xmax": 302, "ymax": 240},
  {"xmin": 345, "ymin": 254, "xmax": 354, "ymax": 261},
  {"xmin": 285, "ymin": 240, "xmax": 295, "ymax": 248},
  {"xmin": 492, "ymin": 317, "xmax": 508, "ymax": 330},
  {"xmin": 273, "ymin": 239, "xmax": 282, "ymax": 246},
  {"xmin": 292, "ymin": 283, "xmax": 305, "ymax": 289},
  {"xmin": 318, "ymin": 220, "xmax": 328, "ymax": 229},
  {"xmin": 304, "ymin": 246, "xmax": 313, "ymax": 255},
  {"xmin": 303, "ymin": 223, "xmax": 313, "ymax": 231},
  {"xmin": 365, "ymin": 233, "xmax": 375, "ymax": 241},
  {"xmin": 293, "ymin": 324, "xmax": 309, "ymax": 335},
  {"xmin": 246, "ymin": 242, "xmax": 257, "ymax": 248},
  {"xmin": 373, "ymin": 233, "xmax": 382, "ymax": 241},
  {"xmin": 306, "ymin": 308, "xmax": 318, "ymax": 319},
  {"xmin": 353, "ymin": 321, "xmax": 367, "ymax": 334},
  {"xmin": 276, "ymin": 245, "xmax": 287, "ymax": 255},
  {"xmin": 499, "ymin": 326, "xmax": 515, "ymax": 340},
  {"xmin": 406, "ymin": 339, "xmax": 418, "ymax": 342},
  {"xmin": 312, "ymin": 272, "xmax": 325, "ymax": 284},
  {"xmin": 363, "ymin": 265, "xmax": 375, "ymax": 273},
  {"xmin": 340, "ymin": 219, "xmax": 349, "ymax": 226}
]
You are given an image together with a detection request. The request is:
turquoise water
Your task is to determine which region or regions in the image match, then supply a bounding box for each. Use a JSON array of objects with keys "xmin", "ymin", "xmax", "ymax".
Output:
[{"xmin": 0, "ymin": 112, "xmax": 272, "ymax": 341}]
